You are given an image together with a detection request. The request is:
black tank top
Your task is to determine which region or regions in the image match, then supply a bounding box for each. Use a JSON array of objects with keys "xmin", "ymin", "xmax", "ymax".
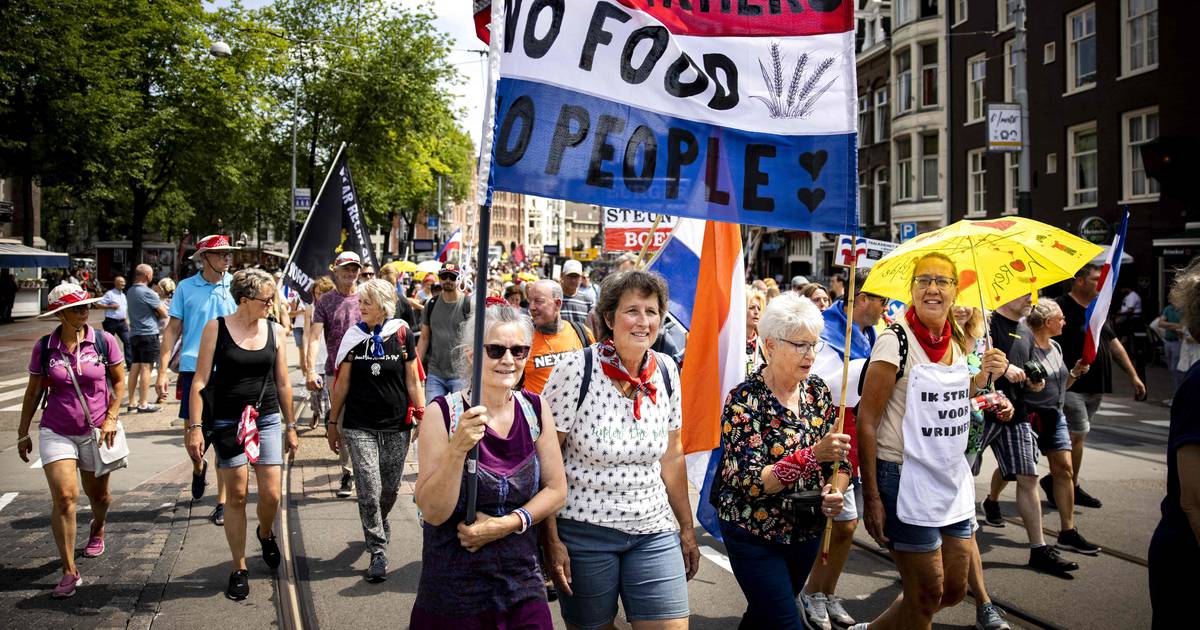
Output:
[{"xmin": 210, "ymin": 317, "xmax": 279, "ymax": 419}]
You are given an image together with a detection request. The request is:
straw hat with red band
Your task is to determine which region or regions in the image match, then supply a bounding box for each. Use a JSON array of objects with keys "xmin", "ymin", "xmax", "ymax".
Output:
[
  {"xmin": 39, "ymin": 283, "xmax": 104, "ymax": 319},
  {"xmin": 191, "ymin": 234, "xmax": 241, "ymax": 260}
]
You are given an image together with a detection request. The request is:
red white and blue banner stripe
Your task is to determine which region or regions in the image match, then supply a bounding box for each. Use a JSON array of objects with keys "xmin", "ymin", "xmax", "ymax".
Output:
[
  {"xmin": 1083, "ymin": 210, "xmax": 1130, "ymax": 365},
  {"xmin": 477, "ymin": 0, "xmax": 859, "ymax": 232}
]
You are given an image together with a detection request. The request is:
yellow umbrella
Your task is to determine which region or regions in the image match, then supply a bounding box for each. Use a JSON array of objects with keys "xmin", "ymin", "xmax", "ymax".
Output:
[
  {"xmin": 861, "ymin": 217, "xmax": 1104, "ymax": 310},
  {"xmin": 518, "ymin": 272, "xmax": 539, "ymax": 282},
  {"xmin": 387, "ymin": 260, "xmax": 418, "ymax": 274}
]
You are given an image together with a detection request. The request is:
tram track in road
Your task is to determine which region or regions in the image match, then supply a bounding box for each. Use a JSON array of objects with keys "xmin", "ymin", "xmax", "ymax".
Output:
[{"xmin": 277, "ymin": 396, "xmax": 315, "ymax": 630}]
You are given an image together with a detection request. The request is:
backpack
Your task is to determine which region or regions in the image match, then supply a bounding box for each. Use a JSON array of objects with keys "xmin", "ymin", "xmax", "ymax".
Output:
[
  {"xmin": 424, "ymin": 294, "xmax": 471, "ymax": 352},
  {"xmin": 575, "ymin": 346, "xmax": 676, "ymax": 412},
  {"xmin": 37, "ymin": 325, "xmax": 115, "ymax": 409},
  {"xmin": 887, "ymin": 322, "xmax": 909, "ymax": 381}
]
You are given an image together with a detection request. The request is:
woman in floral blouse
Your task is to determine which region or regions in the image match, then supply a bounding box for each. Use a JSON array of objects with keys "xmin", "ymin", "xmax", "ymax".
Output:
[{"xmin": 714, "ymin": 292, "xmax": 851, "ymax": 629}]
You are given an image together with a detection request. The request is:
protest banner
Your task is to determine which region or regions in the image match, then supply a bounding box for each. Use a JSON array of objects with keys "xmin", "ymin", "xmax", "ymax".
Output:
[{"xmin": 835, "ymin": 234, "xmax": 898, "ymax": 269}]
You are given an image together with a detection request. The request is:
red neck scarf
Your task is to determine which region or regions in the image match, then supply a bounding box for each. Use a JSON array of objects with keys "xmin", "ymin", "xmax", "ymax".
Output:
[
  {"xmin": 595, "ymin": 340, "xmax": 658, "ymax": 420},
  {"xmin": 906, "ymin": 308, "xmax": 951, "ymax": 364}
]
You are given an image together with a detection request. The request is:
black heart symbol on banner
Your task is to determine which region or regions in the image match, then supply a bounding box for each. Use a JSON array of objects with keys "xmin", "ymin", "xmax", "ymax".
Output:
[
  {"xmin": 800, "ymin": 150, "xmax": 828, "ymax": 181},
  {"xmin": 798, "ymin": 188, "xmax": 826, "ymax": 212}
]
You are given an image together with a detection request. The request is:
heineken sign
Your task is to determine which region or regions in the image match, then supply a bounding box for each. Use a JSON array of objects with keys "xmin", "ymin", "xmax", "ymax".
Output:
[{"xmin": 1079, "ymin": 216, "xmax": 1111, "ymax": 244}]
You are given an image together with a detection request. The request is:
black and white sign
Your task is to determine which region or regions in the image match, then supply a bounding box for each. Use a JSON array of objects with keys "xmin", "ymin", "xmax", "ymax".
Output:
[{"xmin": 987, "ymin": 103, "xmax": 1022, "ymax": 152}]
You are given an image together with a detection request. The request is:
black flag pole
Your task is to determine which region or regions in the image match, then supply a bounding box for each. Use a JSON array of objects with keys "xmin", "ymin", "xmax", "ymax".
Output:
[{"xmin": 463, "ymin": 201, "xmax": 492, "ymax": 525}]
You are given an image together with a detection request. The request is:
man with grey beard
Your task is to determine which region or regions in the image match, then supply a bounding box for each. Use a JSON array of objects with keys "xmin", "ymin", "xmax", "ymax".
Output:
[{"xmin": 524, "ymin": 280, "xmax": 592, "ymax": 395}]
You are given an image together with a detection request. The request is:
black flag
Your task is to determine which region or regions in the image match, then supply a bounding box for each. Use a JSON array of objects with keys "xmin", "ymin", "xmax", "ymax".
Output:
[{"xmin": 282, "ymin": 148, "xmax": 377, "ymax": 303}]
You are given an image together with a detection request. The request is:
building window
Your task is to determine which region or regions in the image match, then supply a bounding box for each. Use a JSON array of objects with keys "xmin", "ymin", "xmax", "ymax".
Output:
[
  {"xmin": 874, "ymin": 89, "xmax": 890, "ymax": 143},
  {"xmin": 967, "ymin": 53, "xmax": 986, "ymax": 123},
  {"xmin": 895, "ymin": 0, "xmax": 911, "ymax": 26},
  {"xmin": 998, "ymin": 0, "xmax": 1017, "ymax": 30},
  {"xmin": 919, "ymin": 0, "xmax": 938, "ymax": 20},
  {"xmin": 953, "ymin": 0, "xmax": 967, "ymax": 25},
  {"xmin": 920, "ymin": 42, "xmax": 938, "ymax": 107},
  {"xmin": 1068, "ymin": 121, "xmax": 1098, "ymax": 207},
  {"xmin": 896, "ymin": 50, "xmax": 913, "ymax": 113},
  {"xmin": 896, "ymin": 138, "xmax": 913, "ymax": 201},
  {"xmin": 858, "ymin": 96, "xmax": 871, "ymax": 147},
  {"xmin": 1123, "ymin": 106, "xmax": 1160, "ymax": 200},
  {"xmin": 1046, "ymin": 153, "xmax": 1058, "ymax": 174},
  {"xmin": 1044, "ymin": 42, "xmax": 1056, "ymax": 64},
  {"xmin": 1122, "ymin": 0, "xmax": 1158, "ymax": 75},
  {"xmin": 874, "ymin": 167, "xmax": 889, "ymax": 226},
  {"xmin": 921, "ymin": 133, "xmax": 939, "ymax": 199},
  {"xmin": 1004, "ymin": 152, "xmax": 1020, "ymax": 214},
  {"xmin": 1003, "ymin": 39, "xmax": 1016, "ymax": 102},
  {"xmin": 968, "ymin": 149, "xmax": 987, "ymax": 215},
  {"xmin": 858, "ymin": 172, "xmax": 869, "ymax": 226},
  {"xmin": 1067, "ymin": 5, "xmax": 1097, "ymax": 92}
]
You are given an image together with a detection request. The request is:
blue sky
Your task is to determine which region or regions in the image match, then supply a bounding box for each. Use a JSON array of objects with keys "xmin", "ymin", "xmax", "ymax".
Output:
[{"xmin": 208, "ymin": 0, "xmax": 487, "ymax": 147}]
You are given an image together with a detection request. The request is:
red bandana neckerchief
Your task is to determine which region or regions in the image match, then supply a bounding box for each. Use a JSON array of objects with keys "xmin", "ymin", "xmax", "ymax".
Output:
[
  {"xmin": 906, "ymin": 308, "xmax": 951, "ymax": 364},
  {"xmin": 596, "ymin": 340, "xmax": 658, "ymax": 420}
]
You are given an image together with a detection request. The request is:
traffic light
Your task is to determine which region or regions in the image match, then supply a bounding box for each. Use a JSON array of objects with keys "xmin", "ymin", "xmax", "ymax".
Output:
[{"xmin": 1140, "ymin": 136, "xmax": 1192, "ymax": 198}]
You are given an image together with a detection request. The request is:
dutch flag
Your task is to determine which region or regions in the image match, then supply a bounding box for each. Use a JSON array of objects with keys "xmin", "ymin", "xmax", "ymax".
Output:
[
  {"xmin": 1083, "ymin": 210, "xmax": 1130, "ymax": 365},
  {"xmin": 437, "ymin": 228, "xmax": 463, "ymax": 263}
]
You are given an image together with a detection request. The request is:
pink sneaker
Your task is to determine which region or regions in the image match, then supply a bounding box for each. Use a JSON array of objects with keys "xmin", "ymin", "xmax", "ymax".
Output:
[
  {"xmin": 83, "ymin": 534, "xmax": 105, "ymax": 558},
  {"xmin": 52, "ymin": 572, "xmax": 82, "ymax": 599}
]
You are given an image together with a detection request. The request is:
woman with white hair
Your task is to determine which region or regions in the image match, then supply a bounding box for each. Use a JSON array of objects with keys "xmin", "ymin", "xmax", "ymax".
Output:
[
  {"xmin": 327, "ymin": 279, "xmax": 425, "ymax": 583},
  {"xmin": 712, "ymin": 292, "xmax": 850, "ymax": 628},
  {"xmin": 411, "ymin": 298, "xmax": 567, "ymax": 628}
]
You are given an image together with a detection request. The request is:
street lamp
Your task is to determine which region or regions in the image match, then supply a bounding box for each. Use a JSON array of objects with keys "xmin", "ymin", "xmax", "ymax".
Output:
[{"xmin": 209, "ymin": 41, "xmax": 232, "ymax": 58}]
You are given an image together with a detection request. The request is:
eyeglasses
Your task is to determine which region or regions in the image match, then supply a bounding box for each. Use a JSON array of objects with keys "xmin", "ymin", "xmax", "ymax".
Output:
[
  {"xmin": 206, "ymin": 252, "xmax": 234, "ymax": 260},
  {"xmin": 361, "ymin": 271, "xmax": 376, "ymax": 278},
  {"xmin": 912, "ymin": 275, "xmax": 958, "ymax": 290},
  {"xmin": 248, "ymin": 296, "xmax": 275, "ymax": 306},
  {"xmin": 862, "ymin": 293, "xmax": 889, "ymax": 304},
  {"xmin": 483, "ymin": 344, "xmax": 531, "ymax": 360},
  {"xmin": 779, "ymin": 338, "xmax": 825, "ymax": 355}
]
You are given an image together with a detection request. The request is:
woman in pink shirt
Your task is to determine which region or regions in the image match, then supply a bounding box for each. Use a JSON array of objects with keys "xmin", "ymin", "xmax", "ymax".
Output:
[{"xmin": 16, "ymin": 284, "xmax": 127, "ymax": 599}]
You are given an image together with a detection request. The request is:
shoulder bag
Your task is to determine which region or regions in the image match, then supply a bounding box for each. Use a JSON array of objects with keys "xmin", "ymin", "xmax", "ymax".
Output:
[{"xmin": 59, "ymin": 347, "xmax": 128, "ymax": 477}]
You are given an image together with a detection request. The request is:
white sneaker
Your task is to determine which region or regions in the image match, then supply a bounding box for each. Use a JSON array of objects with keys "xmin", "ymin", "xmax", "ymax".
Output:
[
  {"xmin": 799, "ymin": 592, "xmax": 833, "ymax": 630},
  {"xmin": 847, "ymin": 625, "xmax": 870, "ymax": 630},
  {"xmin": 826, "ymin": 595, "xmax": 857, "ymax": 628}
]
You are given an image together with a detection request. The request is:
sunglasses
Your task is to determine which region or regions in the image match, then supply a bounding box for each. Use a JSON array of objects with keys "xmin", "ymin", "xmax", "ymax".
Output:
[
  {"xmin": 248, "ymin": 296, "xmax": 275, "ymax": 306},
  {"xmin": 483, "ymin": 344, "xmax": 531, "ymax": 360}
]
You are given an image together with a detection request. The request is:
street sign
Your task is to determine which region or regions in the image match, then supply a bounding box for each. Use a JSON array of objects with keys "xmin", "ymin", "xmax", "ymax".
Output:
[
  {"xmin": 602, "ymin": 207, "xmax": 677, "ymax": 252},
  {"xmin": 427, "ymin": 215, "xmax": 439, "ymax": 230},
  {"xmin": 899, "ymin": 222, "xmax": 918, "ymax": 242},
  {"xmin": 835, "ymin": 234, "xmax": 898, "ymax": 269},
  {"xmin": 987, "ymin": 103, "xmax": 1022, "ymax": 152},
  {"xmin": 293, "ymin": 188, "xmax": 311, "ymax": 210}
]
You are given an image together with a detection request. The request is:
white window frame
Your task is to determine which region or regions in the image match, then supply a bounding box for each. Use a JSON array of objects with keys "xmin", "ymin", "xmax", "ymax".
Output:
[
  {"xmin": 874, "ymin": 89, "xmax": 889, "ymax": 144},
  {"xmin": 1122, "ymin": 106, "xmax": 1160, "ymax": 202},
  {"xmin": 1046, "ymin": 153, "xmax": 1058, "ymax": 174},
  {"xmin": 1121, "ymin": 0, "xmax": 1158, "ymax": 77},
  {"xmin": 1004, "ymin": 152, "xmax": 1020, "ymax": 215},
  {"xmin": 1066, "ymin": 4, "xmax": 1097, "ymax": 94},
  {"xmin": 896, "ymin": 137, "xmax": 914, "ymax": 202},
  {"xmin": 953, "ymin": 0, "xmax": 968, "ymax": 27},
  {"xmin": 858, "ymin": 172, "xmax": 869, "ymax": 226},
  {"xmin": 966, "ymin": 53, "xmax": 986, "ymax": 124},
  {"xmin": 967, "ymin": 149, "xmax": 987, "ymax": 216},
  {"xmin": 896, "ymin": 0, "xmax": 912, "ymax": 27},
  {"xmin": 1003, "ymin": 39, "xmax": 1016, "ymax": 102},
  {"xmin": 874, "ymin": 167, "xmax": 888, "ymax": 226},
  {"xmin": 1044, "ymin": 42, "xmax": 1056, "ymax": 65},
  {"xmin": 920, "ymin": 41, "xmax": 939, "ymax": 108},
  {"xmin": 857, "ymin": 96, "xmax": 870, "ymax": 148},
  {"xmin": 921, "ymin": 133, "xmax": 939, "ymax": 199},
  {"xmin": 998, "ymin": 0, "xmax": 1017, "ymax": 31},
  {"xmin": 1067, "ymin": 121, "xmax": 1099, "ymax": 209},
  {"xmin": 896, "ymin": 49, "xmax": 914, "ymax": 114}
]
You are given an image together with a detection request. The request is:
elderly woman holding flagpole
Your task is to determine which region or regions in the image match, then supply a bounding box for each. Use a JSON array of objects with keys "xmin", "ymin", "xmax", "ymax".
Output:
[{"xmin": 327, "ymin": 279, "xmax": 424, "ymax": 583}]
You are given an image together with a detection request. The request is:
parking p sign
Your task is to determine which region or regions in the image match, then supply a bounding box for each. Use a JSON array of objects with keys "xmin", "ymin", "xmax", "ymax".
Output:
[{"xmin": 899, "ymin": 222, "xmax": 918, "ymax": 242}]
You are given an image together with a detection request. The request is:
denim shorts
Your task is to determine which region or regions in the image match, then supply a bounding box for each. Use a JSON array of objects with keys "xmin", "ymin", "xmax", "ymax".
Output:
[
  {"xmin": 1033, "ymin": 410, "xmax": 1072, "ymax": 454},
  {"xmin": 555, "ymin": 519, "xmax": 689, "ymax": 629},
  {"xmin": 212, "ymin": 412, "xmax": 283, "ymax": 468},
  {"xmin": 1063, "ymin": 392, "xmax": 1102, "ymax": 434},
  {"xmin": 876, "ymin": 459, "xmax": 973, "ymax": 553}
]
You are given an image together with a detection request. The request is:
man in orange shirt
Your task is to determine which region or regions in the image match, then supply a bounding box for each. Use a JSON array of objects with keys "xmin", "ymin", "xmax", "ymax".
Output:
[{"xmin": 524, "ymin": 279, "xmax": 593, "ymax": 394}]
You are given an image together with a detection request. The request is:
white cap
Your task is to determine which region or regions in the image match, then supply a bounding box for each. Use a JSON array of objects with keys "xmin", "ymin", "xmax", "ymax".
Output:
[
  {"xmin": 561, "ymin": 259, "xmax": 584, "ymax": 277},
  {"xmin": 334, "ymin": 251, "xmax": 362, "ymax": 268}
]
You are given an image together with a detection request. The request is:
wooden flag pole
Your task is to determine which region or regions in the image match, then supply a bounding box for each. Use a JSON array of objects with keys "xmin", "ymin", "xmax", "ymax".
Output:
[
  {"xmin": 820, "ymin": 250, "xmax": 858, "ymax": 565},
  {"xmin": 635, "ymin": 214, "xmax": 665, "ymax": 269}
]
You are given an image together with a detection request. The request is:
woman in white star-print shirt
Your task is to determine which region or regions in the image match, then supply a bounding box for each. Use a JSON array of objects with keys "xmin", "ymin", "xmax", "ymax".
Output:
[{"xmin": 541, "ymin": 270, "xmax": 698, "ymax": 630}]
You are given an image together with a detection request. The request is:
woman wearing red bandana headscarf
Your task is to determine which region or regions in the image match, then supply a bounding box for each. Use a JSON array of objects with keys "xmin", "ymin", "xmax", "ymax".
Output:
[
  {"xmin": 540, "ymin": 270, "xmax": 698, "ymax": 630},
  {"xmin": 851, "ymin": 253, "xmax": 1012, "ymax": 630}
]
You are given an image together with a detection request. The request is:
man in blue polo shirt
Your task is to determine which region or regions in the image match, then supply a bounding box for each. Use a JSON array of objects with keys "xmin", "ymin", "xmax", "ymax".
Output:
[{"xmin": 156, "ymin": 234, "xmax": 239, "ymax": 526}]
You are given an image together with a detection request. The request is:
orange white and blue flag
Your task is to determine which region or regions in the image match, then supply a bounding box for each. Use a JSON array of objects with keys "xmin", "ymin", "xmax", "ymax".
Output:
[
  {"xmin": 649, "ymin": 218, "xmax": 745, "ymax": 540},
  {"xmin": 1083, "ymin": 210, "xmax": 1130, "ymax": 365}
]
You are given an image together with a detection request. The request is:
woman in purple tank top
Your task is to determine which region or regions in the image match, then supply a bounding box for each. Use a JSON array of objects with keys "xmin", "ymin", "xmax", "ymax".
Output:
[{"xmin": 411, "ymin": 300, "xmax": 567, "ymax": 629}]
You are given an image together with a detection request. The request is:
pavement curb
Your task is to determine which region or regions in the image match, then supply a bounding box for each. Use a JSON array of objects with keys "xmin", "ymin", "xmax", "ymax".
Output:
[{"xmin": 129, "ymin": 485, "xmax": 192, "ymax": 630}]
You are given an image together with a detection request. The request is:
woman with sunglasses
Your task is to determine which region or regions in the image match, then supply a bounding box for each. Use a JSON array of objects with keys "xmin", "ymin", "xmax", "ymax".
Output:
[
  {"xmin": 852, "ymin": 253, "xmax": 1011, "ymax": 630},
  {"xmin": 327, "ymin": 279, "xmax": 424, "ymax": 583},
  {"xmin": 713, "ymin": 293, "xmax": 849, "ymax": 628},
  {"xmin": 412, "ymin": 299, "xmax": 567, "ymax": 628},
  {"xmin": 540, "ymin": 270, "xmax": 698, "ymax": 630},
  {"xmin": 188, "ymin": 269, "xmax": 297, "ymax": 601},
  {"xmin": 16, "ymin": 284, "xmax": 127, "ymax": 599}
]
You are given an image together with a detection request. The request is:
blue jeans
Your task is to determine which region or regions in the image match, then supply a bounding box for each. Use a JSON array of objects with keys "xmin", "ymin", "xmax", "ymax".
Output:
[
  {"xmin": 425, "ymin": 373, "xmax": 465, "ymax": 402},
  {"xmin": 876, "ymin": 459, "xmax": 973, "ymax": 553},
  {"xmin": 719, "ymin": 519, "xmax": 821, "ymax": 630}
]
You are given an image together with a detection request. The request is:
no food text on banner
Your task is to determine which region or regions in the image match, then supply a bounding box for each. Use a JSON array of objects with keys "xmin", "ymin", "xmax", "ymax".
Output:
[{"xmin": 479, "ymin": 0, "xmax": 860, "ymax": 234}]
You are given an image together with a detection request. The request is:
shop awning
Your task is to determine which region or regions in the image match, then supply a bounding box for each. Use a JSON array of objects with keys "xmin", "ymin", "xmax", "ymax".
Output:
[{"xmin": 0, "ymin": 242, "xmax": 70, "ymax": 268}]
